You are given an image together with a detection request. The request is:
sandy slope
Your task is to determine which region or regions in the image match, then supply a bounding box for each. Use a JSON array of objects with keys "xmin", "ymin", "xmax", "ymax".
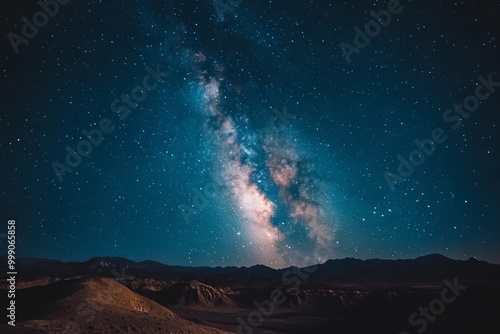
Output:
[{"xmin": 15, "ymin": 277, "xmax": 232, "ymax": 333}]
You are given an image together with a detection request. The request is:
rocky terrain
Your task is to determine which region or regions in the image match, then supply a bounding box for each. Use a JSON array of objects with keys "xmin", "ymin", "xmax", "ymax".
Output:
[
  {"xmin": 1, "ymin": 277, "xmax": 230, "ymax": 333},
  {"xmin": 2, "ymin": 254, "xmax": 500, "ymax": 333}
]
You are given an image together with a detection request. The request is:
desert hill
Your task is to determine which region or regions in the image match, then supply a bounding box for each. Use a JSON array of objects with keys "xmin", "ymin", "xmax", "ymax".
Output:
[{"xmin": 5, "ymin": 277, "xmax": 230, "ymax": 334}]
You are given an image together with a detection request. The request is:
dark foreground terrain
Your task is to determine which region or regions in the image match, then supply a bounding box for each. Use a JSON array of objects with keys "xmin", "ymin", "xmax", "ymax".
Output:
[{"xmin": 2, "ymin": 254, "xmax": 500, "ymax": 333}]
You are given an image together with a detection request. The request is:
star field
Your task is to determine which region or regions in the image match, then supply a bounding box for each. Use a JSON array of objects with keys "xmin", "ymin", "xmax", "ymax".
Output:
[{"xmin": 0, "ymin": 0, "xmax": 499, "ymax": 267}]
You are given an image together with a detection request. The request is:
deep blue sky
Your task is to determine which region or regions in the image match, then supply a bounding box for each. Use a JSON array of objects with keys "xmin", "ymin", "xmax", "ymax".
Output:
[{"xmin": 1, "ymin": 0, "xmax": 499, "ymax": 267}]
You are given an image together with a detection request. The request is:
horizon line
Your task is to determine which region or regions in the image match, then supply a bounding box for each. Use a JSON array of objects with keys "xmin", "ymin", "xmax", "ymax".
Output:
[{"xmin": 4, "ymin": 252, "xmax": 499, "ymax": 269}]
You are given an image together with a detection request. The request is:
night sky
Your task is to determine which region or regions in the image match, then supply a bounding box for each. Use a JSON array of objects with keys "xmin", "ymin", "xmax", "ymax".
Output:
[{"xmin": 1, "ymin": 0, "xmax": 499, "ymax": 268}]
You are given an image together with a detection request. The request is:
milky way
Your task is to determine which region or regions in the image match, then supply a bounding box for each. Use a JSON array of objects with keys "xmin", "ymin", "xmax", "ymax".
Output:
[
  {"xmin": 191, "ymin": 51, "xmax": 335, "ymax": 267},
  {"xmin": 1, "ymin": 0, "xmax": 499, "ymax": 267}
]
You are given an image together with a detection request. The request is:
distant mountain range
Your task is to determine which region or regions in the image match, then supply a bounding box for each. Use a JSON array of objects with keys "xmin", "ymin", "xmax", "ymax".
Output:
[{"xmin": 2, "ymin": 254, "xmax": 500, "ymax": 286}]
